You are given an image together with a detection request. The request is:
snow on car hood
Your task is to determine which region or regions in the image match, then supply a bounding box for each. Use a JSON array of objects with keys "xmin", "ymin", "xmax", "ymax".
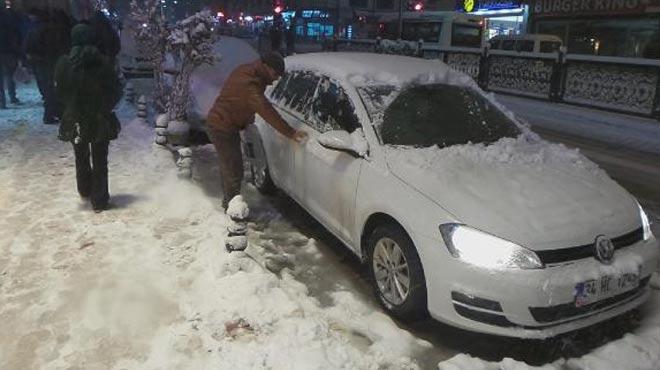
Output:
[{"xmin": 386, "ymin": 134, "xmax": 640, "ymax": 251}]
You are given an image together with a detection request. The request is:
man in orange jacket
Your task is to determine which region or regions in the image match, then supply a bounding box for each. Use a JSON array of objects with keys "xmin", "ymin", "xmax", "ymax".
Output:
[{"xmin": 207, "ymin": 52, "xmax": 307, "ymax": 209}]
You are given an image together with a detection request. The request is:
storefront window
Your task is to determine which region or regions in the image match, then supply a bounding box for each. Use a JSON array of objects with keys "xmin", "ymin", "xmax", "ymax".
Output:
[
  {"xmin": 536, "ymin": 21, "xmax": 567, "ymax": 41},
  {"xmin": 487, "ymin": 15, "xmax": 525, "ymax": 39},
  {"xmin": 537, "ymin": 17, "xmax": 660, "ymax": 59},
  {"xmin": 307, "ymin": 22, "xmax": 334, "ymax": 37}
]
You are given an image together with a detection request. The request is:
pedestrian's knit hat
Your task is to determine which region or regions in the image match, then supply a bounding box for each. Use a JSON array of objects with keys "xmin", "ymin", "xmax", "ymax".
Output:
[
  {"xmin": 71, "ymin": 24, "xmax": 95, "ymax": 47},
  {"xmin": 261, "ymin": 52, "xmax": 285, "ymax": 77}
]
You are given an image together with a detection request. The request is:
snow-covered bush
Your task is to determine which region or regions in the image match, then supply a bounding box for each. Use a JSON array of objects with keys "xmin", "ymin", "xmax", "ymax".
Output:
[
  {"xmin": 129, "ymin": 0, "xmax": 169, "ymax": 112},
  {"xmin": 165, "ymin": 10, "xmax": 218, "ymax": 121},
  {"xmin": 376, "ymin": 39, "xmax": 419, "ymax": 56}
]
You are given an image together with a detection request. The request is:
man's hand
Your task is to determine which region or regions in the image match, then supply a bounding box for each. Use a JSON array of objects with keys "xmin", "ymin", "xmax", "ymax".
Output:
[{"xmin": 292, "ymin": 130, "xmax": 309, "ymax": 144}]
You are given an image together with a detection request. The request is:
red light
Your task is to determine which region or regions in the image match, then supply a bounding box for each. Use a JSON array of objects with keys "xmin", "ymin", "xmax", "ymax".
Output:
[
  {"xmin": 413, "ymin": 2, "xmax": 423, "ymax": 11},
  {"xmin": 217, "ymin": 11, "xmax": 225, "ymax": 18},
  {"xmin": 274, "ymin": 5, "xmax": 283, "ymax": 13}
]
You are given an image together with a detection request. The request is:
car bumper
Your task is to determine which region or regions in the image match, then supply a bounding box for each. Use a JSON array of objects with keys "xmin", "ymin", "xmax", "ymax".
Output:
[{"xmin": 414, "ymin": 233, "xmax": 659, "ymax": 339}]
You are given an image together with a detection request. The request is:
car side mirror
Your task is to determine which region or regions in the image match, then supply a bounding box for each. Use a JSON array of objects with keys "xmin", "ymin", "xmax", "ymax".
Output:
[{"xmin": 317, "ymin": 129, "xmax": 369, "ymax": 158}]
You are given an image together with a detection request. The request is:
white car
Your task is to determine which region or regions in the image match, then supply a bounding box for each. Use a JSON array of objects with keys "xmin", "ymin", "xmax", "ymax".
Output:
[{"xmin": 242, "ymin": 53, "xmax": 658, "ymax": 338}]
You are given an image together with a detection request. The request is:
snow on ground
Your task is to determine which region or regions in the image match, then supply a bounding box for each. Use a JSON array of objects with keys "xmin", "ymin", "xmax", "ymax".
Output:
[
  {"xmin": 0, "ymin": 83, "xmax": 431, "ymax": 369},
  {"xmin": 495, "ymin": 94, "xmax": 660, "ymax": 157},
  {"xmin": 2, "ymin": 36, "xmax": 660, "ymax": 370}
]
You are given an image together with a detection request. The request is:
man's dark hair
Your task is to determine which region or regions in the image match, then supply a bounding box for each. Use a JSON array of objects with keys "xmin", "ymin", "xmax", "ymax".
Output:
[{"xmin": 261, "ymin": 52, "xmax": 285, "ymax": 77}]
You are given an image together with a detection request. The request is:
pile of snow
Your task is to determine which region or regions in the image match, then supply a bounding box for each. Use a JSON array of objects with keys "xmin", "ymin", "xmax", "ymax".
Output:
[
  {"xmin": 387, "ymin": 134, "xmax": 606, "ymax": 178},
  {"xmin": 286, "ymin": 52, "xmax": 468, "ymax": 89}
]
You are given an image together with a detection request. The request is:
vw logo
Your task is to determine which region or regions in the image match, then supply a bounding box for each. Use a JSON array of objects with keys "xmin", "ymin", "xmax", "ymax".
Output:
[{"xmin": 594, "ymin": 235, "xmax": 615, "ymax": 264}]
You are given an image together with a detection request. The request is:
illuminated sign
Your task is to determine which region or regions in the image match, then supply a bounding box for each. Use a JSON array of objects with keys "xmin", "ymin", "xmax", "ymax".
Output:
[
  {"xmin": 457, "ymin": 0, "xmax": 522, "ymax": 12},
  {"xmin": 531, "ymin": 0, "xmax": 660, "ymax": 16}
]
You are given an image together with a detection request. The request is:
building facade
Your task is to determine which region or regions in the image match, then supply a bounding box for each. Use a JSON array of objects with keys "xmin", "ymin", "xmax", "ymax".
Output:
[{"xmin": 527, "ymin": 0, "xmax": 660, "ymax": 58}]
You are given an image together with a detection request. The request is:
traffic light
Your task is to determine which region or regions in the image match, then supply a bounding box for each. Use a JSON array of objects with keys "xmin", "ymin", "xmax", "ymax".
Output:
[
  {"xmin": 407, "ymin": 1, "xmax": 424, "ymax": 11},
  {"xmin": 273, "ymin": 0, "xmax": 284, "ymax": 14}
]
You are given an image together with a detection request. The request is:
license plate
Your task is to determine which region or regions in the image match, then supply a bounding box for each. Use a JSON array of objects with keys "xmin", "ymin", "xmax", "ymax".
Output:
[{"xmin": 574, "ymin": 273, "xmax": 640, "ymax": 307}]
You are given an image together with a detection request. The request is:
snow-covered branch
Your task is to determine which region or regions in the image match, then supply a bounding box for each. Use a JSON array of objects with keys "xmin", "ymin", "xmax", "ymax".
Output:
[{"xmin": 166, "ymin": 10, "xmax": 218, "ymax": 121}]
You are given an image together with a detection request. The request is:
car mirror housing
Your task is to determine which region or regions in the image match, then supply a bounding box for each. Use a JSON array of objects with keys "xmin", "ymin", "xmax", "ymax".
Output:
[{"xmin": 317, "ymin": 130, "xmax": 369, "ymax": 158}]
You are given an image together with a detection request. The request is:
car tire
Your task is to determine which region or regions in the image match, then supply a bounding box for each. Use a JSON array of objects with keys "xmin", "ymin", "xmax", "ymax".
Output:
[
  {"xmin": 251, "ymin": 162, "xmax": 276, "ymax": 195},
  {"xmin": 367, "ymin": 223, "xmax": 428, "ymax": 321}
]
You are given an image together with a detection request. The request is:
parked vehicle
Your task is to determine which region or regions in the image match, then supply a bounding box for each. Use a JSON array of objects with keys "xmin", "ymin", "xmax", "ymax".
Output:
[
  {"xmin": 377, "ymin": 11, "xmax": 485, "ymax": 49},
  {"xmin": 242, "ymin": 52, "xmax": 658, "ymax": 338},
  {"xmin": 489, "ymin": 34, "xmax": 563, "ymax": 53}
]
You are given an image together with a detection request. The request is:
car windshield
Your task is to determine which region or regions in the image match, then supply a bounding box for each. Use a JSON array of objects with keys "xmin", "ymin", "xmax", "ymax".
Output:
[{"xmin": 360, "ymin": 84, "xmax": 521, "ymax": 148}]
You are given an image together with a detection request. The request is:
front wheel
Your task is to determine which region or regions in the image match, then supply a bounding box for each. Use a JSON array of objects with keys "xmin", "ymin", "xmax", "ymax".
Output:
[
  {"xmin": 367, "ymin": 224, "xmax": 428, "ymax": 321},
  {"xmin": 251, "ymin": 162, "xmax": 276, "ymax": 195}
]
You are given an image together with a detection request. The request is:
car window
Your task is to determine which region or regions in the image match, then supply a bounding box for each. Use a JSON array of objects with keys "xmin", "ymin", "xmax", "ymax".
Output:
[
  {"xmin": 379, "ymin": 84, "xmax": 520, "ymax": 148},
  {"xmin": 310, "ymin": 77, "xmax": 360, "ymax": 133},
  {"xmin": 517, "ymin": 40, "xmax": 535, "ymax": 52},
  {"xmin": 270, "ymin": 73, "xmax": 291, "ymax": 102},
  {"xmin": 501, "ymin": 40, "xmax": 515, "ymax": 50},
  {"xmin": 539, "ymin": 41, "xmax": 561, "ymax": 53},
  {"xmin": 277, "ymin": 71, "xmax": 320, "ymax": 118}
]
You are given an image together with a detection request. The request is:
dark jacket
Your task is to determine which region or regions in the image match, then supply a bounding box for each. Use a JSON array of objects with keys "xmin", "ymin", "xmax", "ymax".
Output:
[
  {"xmin": 55, "ymin": 25, "xmax": 121, "ymax": 143},
  {"xmin": 206, "ymin": 61, "xmax": 295, "ymax": 138},
  {"xmin": 0, "ymin": 8, "xmax": 21, "ymax": 55},
  {"xmin": 25, "ymin": 12, "xmax": 70, "ymax": 64}
]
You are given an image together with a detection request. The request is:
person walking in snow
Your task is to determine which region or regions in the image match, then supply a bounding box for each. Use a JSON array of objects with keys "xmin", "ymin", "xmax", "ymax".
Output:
[
  {"xmin": 55, "ymin": 23, "xmax": 122, "ymax": 212},
  {"xmin": 206, "ymin": 52, "xmax": 307, "ymax": 210},
  {"xmin": 0, "ymin": 6, "xmax": 22, "ymax": 109},
  {"xmin": 25, "ymin": 8, "xmax": 72, "ymax": 124},
  {"xmin": 285, "ymin": 26, "xmax": 296, "ymax": 56}
]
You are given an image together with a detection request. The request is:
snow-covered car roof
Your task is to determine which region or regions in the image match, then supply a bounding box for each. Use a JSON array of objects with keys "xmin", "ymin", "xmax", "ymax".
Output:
[{"xmin": 285, "ymin": 52, "xmax": 473, "ymax": 88}]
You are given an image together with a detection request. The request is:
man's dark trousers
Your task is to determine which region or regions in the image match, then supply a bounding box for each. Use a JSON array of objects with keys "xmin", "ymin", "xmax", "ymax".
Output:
[
  {"xmin": 32, "ymin": 60, "xmax": 59, "ymax": 123},
  {"xmin": 74, "ymin": 141, "xmax": 110, "ymax": 210},
  {"xmin": 208, "ymin": 127, "xmax": 243, "ymax": 209},
  {"xmin": 0, "ymin": 53, "xmax": 18, "ymax": 106}
]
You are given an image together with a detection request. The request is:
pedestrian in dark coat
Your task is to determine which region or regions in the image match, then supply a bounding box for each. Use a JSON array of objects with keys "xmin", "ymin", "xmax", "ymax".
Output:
[
  {"xmin": 285, "ymin": 26, "xmax": 296, "ymax": 56},
  {"xmin": 55, "ymin": 23, "xmax": 122, "ymax": 212},
  {"xmin": 25, "ymin": 8, "xmax": 71, "ymax": 124},
  {"xmin": 269, "ymin": 26, "xmax": 282, "ymax": 53},
  {"xmin": 0, "ymin": 7, "xmax": 22, "ymax": 108},
  {"xmin": 206, "ymin": 52, "xmax": 307, "ymax": 209}
]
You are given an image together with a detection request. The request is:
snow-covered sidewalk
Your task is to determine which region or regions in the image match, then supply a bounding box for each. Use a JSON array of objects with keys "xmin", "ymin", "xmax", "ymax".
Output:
[
  {"xmin": 496, "ymin": 94, "xmax": 660, "ymax": 157},
  {"xmin": 0, "ymin": 84, "xmax": 432, "ymax": 369}
]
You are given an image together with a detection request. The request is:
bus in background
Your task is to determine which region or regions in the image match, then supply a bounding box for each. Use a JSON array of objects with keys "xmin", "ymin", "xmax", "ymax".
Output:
[
  {"xmin": 489, "ymin": 34, "xmax": 563, "ymax": 54},
  {"xmin": 377, "ymin": 11, "xmax": 486, "ymax": 49}
]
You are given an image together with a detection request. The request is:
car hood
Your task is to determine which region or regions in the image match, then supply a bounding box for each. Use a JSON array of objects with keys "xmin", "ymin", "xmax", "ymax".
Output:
[{"xmin": 385, "ymin": 135, "xmax": 640, "ymax": 251}]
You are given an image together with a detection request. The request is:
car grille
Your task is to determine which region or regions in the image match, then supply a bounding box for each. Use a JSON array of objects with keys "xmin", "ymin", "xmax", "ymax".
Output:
[
  {"xmin": 535, "ymin": 227, "xmax": 643, "ymax": 265},
  {"xmin": 529, "ymin": 276, "xmax": 650, "ymax": 324}
]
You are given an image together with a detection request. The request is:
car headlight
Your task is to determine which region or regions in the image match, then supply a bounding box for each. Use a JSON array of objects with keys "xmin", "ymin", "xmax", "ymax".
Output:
[
  {"xmin": 439, "ymin": 224, "xmax": 544, "ymax": 270},
  {"xmin": 638, "ymin": 203, "xmax": 653, "ymax": 241}
]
